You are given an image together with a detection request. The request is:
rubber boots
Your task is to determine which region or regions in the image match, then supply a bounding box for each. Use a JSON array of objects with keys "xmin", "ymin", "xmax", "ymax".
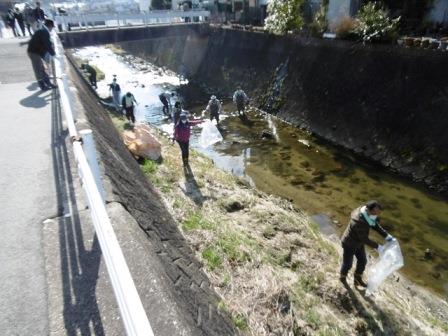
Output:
[{"xmin": 354, "ymin": 273, "xmax": 368, "ymax": 288}]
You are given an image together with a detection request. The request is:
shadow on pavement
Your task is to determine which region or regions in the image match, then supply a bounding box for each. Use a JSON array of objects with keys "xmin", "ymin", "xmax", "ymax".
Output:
[
  {"xmin": 26, "ymin": 82, "xmax": 39, "ymax": 91},
  {"xmin": 20, "ymin": 89, "xmax": 52, "ymax": 108},
  {"xmin": 51, "ymin": 88, "xmax": 105, "ymax": 336}
]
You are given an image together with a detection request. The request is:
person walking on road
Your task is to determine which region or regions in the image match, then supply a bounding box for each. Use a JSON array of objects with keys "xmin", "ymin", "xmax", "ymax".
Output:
[
  {"xmin": 27, "ymin": 19, "xmax": 56, "ymax": 91},
  {"xmin": 24, "ymin": 3, "xmax": 35, "ymax": 36},
  {"xmin": 32, "ymin": 1, "xmax": 46, "ymax": 31},
  {"xmin": 340, "ymin": 200, "xmax": 396, "ymax": 288},
  {"xmin": 173, "ymin": 112, "xmax": 203, "ymax": 165},
  {"xmin": 204, "ymin": 95, "xmax": 221, "ymax": 125},
  {"xmin": 6, "ymin": 9, "xmax": 18, "ymax": 37},
  {"xmin": 14, "ymin": 8, "xmax": 26, "ymax": 37},
  {"xmin": 233, "ymin": 87, "xmax": 249, "ymax": 116},
  {"xmin": 159, "ymin": 91, "xmax": 174, "ymax": 118},
  {"xmin": 121, "ymin": 92, "xmax": 138, "ymax": 124},
  {"xmin": 108, "ymin": 77, "xmax": 121, "ymax": 111}
]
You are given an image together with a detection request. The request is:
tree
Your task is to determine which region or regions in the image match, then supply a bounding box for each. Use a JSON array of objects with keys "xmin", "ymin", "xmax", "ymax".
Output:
[
  {"xmin": 151, "ymin": 0, "xmax": 171, "ymax": 10},
  {"xmin": 264, "ymin": 0, "xmax": 305, "ymax": 35}
]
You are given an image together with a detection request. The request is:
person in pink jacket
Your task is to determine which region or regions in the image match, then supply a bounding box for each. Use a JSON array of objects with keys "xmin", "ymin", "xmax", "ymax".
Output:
[{"xmin": 173, "ymin": 112, "xmax": 203, "ymax": 165}]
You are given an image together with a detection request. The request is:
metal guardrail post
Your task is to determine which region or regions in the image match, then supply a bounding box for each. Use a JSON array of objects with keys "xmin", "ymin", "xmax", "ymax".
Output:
[{"xmin": 79, "ymin": 129, "xmax": 105, "ymax": 202}]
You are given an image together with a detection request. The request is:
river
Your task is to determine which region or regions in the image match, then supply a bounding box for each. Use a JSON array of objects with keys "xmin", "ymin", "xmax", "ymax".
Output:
[{"xmin": 73, "ymin": 45, "xmax": 448, "ymax": 297}]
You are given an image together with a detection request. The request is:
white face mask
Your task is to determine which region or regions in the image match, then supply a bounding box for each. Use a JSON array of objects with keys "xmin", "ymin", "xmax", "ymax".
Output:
[
  {"xmin": 369, "ymin": 215, "xmax": 377, "ymax": 221},
  {"xmin": 181, "ymin": 119, "xmax": 187, "ymax": 124}
]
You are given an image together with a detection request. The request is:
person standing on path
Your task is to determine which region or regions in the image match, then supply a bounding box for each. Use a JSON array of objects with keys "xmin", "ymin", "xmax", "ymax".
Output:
[
  {"xmin": 108, "ymin": 77, "xmax": 121, "ymax": 111},
  {"xmin": 340, "ymin": 200, "xmax": 395, "ymax": 288},
  {"xmin": 6, "ymin": 9, "xmax": 18, "ymax": 37},
  {"xmin": 204, "ymin": 95, "xmax": 221, "ymax": 125},
  {"xmin": 32, "ymin": 2, "xmax": 46, "ymax": 31},
  {"xmin": 24, "ymin": 3, "xmax": 35, "ymax": 36},
  {"xmin": 14, "ymin": 8, "xmax": 26, "ymax": 37},
  {"xmin": 173, "ymin": 112, "xmax": 203, "ymax": 165},
  {"xmin": 121, "ymin": 92, "xmax": 138, "ymax": 124},
  {"xmin": 27, "ymin": 19, "xmax": 56, "ymax": 91}
]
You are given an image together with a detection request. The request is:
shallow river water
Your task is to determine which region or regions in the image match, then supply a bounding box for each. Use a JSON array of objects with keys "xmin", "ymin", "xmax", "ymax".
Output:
[{"xmin": 73, "ymin": 46, "xmax": 448, "ymax": 297}]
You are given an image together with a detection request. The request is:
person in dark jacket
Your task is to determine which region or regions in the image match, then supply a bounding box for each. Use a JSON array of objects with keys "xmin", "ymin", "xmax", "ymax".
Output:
[
  {"xmin": 6, "ymin": 9, "xmax": 18, "ymax": 37},
  {"xmin": 33, "ymin": 1, "xmax": 45, "ymax": 30},
  {"xmin": 14, "ymin": 8, "xmax": 26, "ymax": 37},
  {"xmin": 27, "ymin": 19, "xmax": 56, "ymax": 90},
  {"xmin": 81, "ymin": 63, "xmax": 97, "ymax": 88},
  {"xmin": 121, "ymin": 92, "xmax": 138, "ymax": 124},
  {"xmin": 173, "ymin": 112, "xmax": 203, "ymax": 165},
  {"xmin": 204, "ymin": 95, "xmax": 221, "ymax": 125},
  {"xmin": 340, "ymin": 200, "xmax": 395, "ymax": 288}
]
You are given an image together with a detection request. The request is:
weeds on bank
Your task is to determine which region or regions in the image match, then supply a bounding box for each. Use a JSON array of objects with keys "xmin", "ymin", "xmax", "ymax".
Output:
[{"xmin": 103, "ymin": 118, "xmax": 446, "ymax": 335}]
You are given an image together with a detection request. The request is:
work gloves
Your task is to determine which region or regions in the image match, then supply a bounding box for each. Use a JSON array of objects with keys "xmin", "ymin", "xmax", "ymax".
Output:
[
  {"xmin": 377, "ymin": 244, "xmax": 385, "ymax": 255},
  {"xmin": 385, "ymin": 234, "xmax": 396, "ymax": 242}
]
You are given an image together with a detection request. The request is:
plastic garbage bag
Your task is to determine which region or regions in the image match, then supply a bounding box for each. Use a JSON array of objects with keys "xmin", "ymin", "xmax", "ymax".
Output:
[
  {"xmin": 366, "ymin": 240, "xmax": 404, "ymax": 296},
  {"xmin": 199, "ymin": 120, "xmax": 223, "ymax": 148},
  {"xmin": 123, "ymin": 123, "xmax": 161, "ymax": 160}
]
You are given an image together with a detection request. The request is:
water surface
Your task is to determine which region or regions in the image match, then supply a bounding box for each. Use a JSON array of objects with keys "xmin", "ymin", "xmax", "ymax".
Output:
[{"xmin": 74, "ymin": 46, "xmax": 448, "ymax": 297}]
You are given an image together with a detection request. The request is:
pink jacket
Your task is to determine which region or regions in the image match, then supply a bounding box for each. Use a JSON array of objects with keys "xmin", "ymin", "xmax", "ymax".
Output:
[{"xmin": 174, "ymin": 120, "xmax": 203, "ymax": 142}]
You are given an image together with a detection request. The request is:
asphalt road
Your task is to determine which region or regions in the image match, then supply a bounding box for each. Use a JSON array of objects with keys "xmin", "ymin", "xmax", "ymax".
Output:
[{"xmin": 0, "ymin": 38, "xmax": 56, "ymax": 335}]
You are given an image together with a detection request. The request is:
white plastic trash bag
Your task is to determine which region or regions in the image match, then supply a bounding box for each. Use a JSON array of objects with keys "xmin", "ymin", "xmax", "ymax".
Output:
[
  {"xmin": 199, "ymin": 120, "xmax": 223, "ymax": 148},
  {"xmin": 366, "ymin": 240, "xmax": 404, "ymax": 296}
]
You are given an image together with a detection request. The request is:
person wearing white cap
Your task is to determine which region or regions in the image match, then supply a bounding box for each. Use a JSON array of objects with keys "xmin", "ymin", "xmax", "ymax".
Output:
[{"xmin": 204, "ymin": 95, "xmax": 221, "ymax": 125}]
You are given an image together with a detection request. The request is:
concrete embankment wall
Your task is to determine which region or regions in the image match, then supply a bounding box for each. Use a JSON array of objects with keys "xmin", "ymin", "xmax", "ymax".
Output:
[
  {"xmin": 61, "ymin": 24, "xmax": 448, "ymax": 194},
  {"xmin": 113, "ymin": 26, "xmax": 448, "ymax": 195},
  {"xmin": 65, "ymin": 53, "xmax": 236, "ymax": 335}
]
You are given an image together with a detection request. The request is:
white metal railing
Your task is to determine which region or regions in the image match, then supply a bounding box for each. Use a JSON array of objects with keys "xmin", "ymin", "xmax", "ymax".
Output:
[
  {"xmin": 52, "ymin": 35, "xmax": 154, "ymax": 336},
  {"xmin": 54, "ymin": 10, "xmax": 210, "ymax": 31}
]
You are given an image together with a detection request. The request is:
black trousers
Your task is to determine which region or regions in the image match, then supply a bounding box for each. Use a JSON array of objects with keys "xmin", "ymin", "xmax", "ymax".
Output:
[
  {"xmin": 340, "ymin": 246, "xmax": 367, "ymax": 276},
  {"xmin": 210, "ymin": 112, "xmax": 219, "ymax": 124},
  {"xmin": 125, "ymin": 106, "xmax": 135, "ymax": 123},
  {"xmin": 236, "ymin": 102, "xmax": 245, "ymax": 114},
  {"xmin": 177, "ymin": 140, "xmax": 189, "ymax": 162}
]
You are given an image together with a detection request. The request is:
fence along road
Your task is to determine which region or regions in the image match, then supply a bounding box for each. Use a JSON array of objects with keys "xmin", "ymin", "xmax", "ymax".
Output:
[{"xmin": 53, "ymin": 34, "xmax": 154, "ymax": 336}]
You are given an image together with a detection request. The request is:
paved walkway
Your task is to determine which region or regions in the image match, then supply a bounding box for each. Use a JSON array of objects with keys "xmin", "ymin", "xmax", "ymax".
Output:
[{"xmin": 0, "ymin": 38, "xmax": 55, "ymax": 335}]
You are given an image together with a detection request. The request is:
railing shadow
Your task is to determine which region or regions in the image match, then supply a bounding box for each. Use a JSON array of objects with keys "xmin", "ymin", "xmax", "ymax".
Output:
[{"xmin": 51, "ymin": 88, "xmax": 105, "ymax": 336}]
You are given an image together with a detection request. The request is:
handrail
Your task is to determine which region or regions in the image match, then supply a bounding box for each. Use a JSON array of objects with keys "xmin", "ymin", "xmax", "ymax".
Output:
[
  {"xmin": 52, "ymin": 34, "xmax": 154, "ymax": 336},
  {"xmin": 54, "ymin": 10, "xmax": 210, "ymax": 30}
]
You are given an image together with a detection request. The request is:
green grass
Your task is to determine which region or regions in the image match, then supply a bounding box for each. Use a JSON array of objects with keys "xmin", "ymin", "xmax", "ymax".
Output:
[
  {"xmin": 318, "ymin": 326, "xmax": 345, "ymax": 336},
  {"xmin": 202, "ymin": 246, "xmax": 222, "ymax": 270},
  {"xmin": 305, "ymin": 308, "xmax": 321, "ymax": 329},
  {"xmin": 217, "ymin": 232, "xmax": 252, "ymax": 264},
  {"xmin": 141, "ymin": 159, "xmax": 158, "ymax": 175},
  {"xmin": 182, "ymin": 212, "xmax": 215, "ymax": 231},
  {"xmin": 232, "ymin": 313, "xmax": 248, "ymax": 331}
]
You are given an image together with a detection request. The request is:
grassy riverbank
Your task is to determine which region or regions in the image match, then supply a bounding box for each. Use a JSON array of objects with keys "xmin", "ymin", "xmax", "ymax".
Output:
[{"xmin": 108, "ymin": 112, "xmax": 448, "ymax": 335}]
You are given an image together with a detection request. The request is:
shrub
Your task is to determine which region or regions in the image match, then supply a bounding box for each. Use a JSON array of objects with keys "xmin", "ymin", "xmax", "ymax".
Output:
[
  {"xmin": 310, "ymin": 5, "xmax": 328, "ymax": 37},
  {"xmin": 264, "ymin": 0, "xmax": 305, "ymax": 35},
  {"xmin": 355, "ymin": 2, "xmax": 400, "ymax": 43},
  {"xmin": 333, "ymin": 16, "xmax": 359, "ymax": 40}
]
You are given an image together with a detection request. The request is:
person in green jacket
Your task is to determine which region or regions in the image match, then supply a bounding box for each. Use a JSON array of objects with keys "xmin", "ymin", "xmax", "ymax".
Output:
[{"xmin": 340, "ymin": 200, "xmax": 395, "ymax": 288}]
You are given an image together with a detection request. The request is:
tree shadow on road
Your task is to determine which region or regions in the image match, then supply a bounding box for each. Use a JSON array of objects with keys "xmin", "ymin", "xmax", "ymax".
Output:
[
  {"xmin": 20, "ymin": 89, "xmax": 52, "ymax": 108},
  {"xmin": 50, "ymin": 88, "xmax": 106, "ymax": 336}
]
